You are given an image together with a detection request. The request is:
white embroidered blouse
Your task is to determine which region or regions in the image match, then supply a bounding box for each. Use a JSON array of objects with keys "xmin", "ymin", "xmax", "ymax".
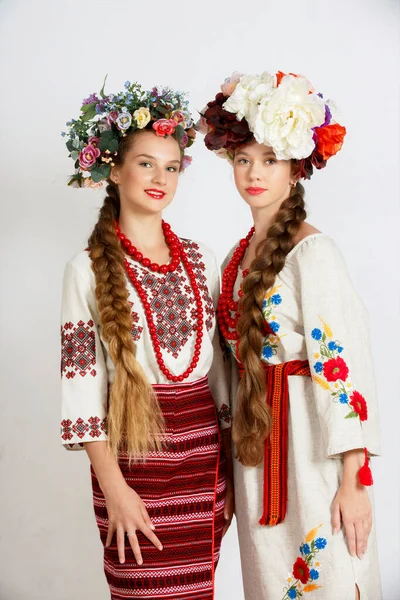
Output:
[{"xmin": 60, "ymin": 239, "xmax": 231, "ymax": 450}]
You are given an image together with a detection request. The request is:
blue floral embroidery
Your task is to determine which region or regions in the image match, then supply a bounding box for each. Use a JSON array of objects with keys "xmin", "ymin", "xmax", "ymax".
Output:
[
  {"xmin": 262, "ymin": 346, "xmax": 274, "ymax": 360},
  {"xmin": 339, "ymin": 393, "xmax": 348, "ymax": 404},
  {"xmin": 271, "ymin": 294, "xmax": 282, "ymax": 305},
  {"xmin": 288, "ymin": 589, "xmax": 297, "ymax": 599},
  {"xmin": 310, "ymin": 569, "xmax": 319, "ymax": 580},
  {"xmin": 311, "ymin": 328, "xmax": 322, "ymax": 340},
  {"xmin": 328, "ymin": 341, "xmax": 337, "ymax": 351},
  {"xmin": 315, "ymin": 537, "xmax": 327, "ymax": 550},
  {"xmin": 269, "ymin": 321, "xmax": 280, "ymax": 333},
  {"xmin": 313, "ymin": 361, "xmax": 323, "ymax": 373}
]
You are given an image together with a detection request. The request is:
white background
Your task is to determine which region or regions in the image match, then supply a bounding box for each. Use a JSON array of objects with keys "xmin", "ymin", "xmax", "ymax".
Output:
[{"xmin": 0, "ymin": 0, "xmax": 399, "ymax": 598}]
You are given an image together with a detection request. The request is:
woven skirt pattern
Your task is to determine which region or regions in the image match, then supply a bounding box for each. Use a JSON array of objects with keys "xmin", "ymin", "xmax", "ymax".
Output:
[{"xmin": 91, "ymin": 376, "xmax": 226, "ymax": 599}]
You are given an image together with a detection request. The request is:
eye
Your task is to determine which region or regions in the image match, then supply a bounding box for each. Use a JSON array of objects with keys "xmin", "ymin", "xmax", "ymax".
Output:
[
  {"xmin": 237, "ymin": 158, "xmax": 249, "ymax": 165},
  {"xmin": 140, "ymin": 161, "xmax": 152, "ymax": 168},
  {"xmin": 167, "ymin": 166, "xmax": 177, "ymax": 172},
  {"xmin": 265, "ymin": 159, "xmax": 276, "ymax": 165}
]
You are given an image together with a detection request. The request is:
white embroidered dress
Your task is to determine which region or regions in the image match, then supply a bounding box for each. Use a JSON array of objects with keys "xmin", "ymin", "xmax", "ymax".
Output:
[
  {"xmin": 224, "ymin": 234, "xmax": 382, "ymax": 600},
  {"xmin": 60, "ymin": 238, "xmax": 230, "ymax": 449}
]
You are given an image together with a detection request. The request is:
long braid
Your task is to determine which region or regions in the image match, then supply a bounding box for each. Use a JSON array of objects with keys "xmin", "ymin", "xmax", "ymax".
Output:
[
  {"xmin": 233, "ymin": 183, "xmax": 307, "ymax": 466},
  {"xmin": 88, "ymin": 182, "xmax": 165, "ymax": 458}
]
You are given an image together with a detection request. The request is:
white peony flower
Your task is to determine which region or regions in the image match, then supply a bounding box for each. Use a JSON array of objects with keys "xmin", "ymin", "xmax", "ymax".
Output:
[
  {"xmin": 252, "ymin": 75, "xmax": 326, "ymax": 160},
  {"xmin": 133, "ymin": 107, "xmax": 151, "ymax": 129},
  {"xmin": 325, "ymin": 98, "xmax": 340, "ymax": 123},
  {"xmin": 223, "ymin": 71, "xmax": 276, "ymax": 126}
]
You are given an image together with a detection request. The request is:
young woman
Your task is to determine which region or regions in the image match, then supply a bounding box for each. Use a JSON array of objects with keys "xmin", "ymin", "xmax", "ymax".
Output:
[
  {"xmin": 199, "ymin": 72, "xmax": 382, "ymax": 600},
  {"xmin": 60, "ymin": 80, "xmax": 233, "ymax": 600}
]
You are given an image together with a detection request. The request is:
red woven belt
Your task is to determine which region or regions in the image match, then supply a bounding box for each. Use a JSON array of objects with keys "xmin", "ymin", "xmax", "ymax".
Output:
[{"xmin": 239, "ymin": 360, "xmax": 311, "ymax": 526}]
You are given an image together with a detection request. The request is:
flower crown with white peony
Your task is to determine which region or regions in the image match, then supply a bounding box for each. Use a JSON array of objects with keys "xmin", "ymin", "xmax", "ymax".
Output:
[
  {"xmin": 197, "ymin": 71, "xmax": 346, "ymax": 179},
  {"xmin": 63, "ymin": 77, "xmax": 196, "ymax": 189}
]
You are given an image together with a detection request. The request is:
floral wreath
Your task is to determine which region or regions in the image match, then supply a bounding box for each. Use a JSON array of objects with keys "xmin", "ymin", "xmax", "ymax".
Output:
[
  {"xmin": 63, "ymin": 77, "xmax": 196, "ymax": 189},
  {"xmin": 197, "ymin": 71, "xmax": 346, "ymax": 179}
]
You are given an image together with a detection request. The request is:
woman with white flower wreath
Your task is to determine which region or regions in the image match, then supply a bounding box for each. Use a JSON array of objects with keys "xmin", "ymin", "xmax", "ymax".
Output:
[
  {"xmin": 199, "ymin": 71, "xmax": 382, "ymax": 600},
  {"xmin": 60, "ymin": 78, "xmax": 234, "ymax": 600}
]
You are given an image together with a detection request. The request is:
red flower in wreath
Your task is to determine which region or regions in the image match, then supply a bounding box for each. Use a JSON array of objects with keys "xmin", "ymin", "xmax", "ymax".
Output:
[
  {"xmin": 323, "ymin": 356, "xmax": 349, "ymax": 382},
  {"xmin": 315, "ymin": 123, "xmax": 347, "ymax": 160},
  {"xmin": 293, "ymin": 557, "xmax": 310, "ymax": 584},
  {"xmin": 202, "ymin": 93, "xmax": 253, "ymax": 151},
  {"xmin": 350, "ymin": 391, "xmax": 368, "ymax": 421}
]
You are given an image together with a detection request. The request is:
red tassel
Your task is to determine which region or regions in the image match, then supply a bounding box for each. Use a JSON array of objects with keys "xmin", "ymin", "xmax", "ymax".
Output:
[{"xmin": 358, "ymin": 447, "xmax": 373, "ymax": 486}]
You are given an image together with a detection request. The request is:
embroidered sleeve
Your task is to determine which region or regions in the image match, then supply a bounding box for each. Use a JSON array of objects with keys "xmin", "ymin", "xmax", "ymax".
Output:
[
  {"xmin": 60, "ymin": 259, "xmax": 109, "ymax": 450},
  {"xmin": 205, "ymin": 251, "xmax": 232, "ymax": 430},
  {"xmin": 296, "ymin": 236, "xmax": 381, "ymax": 459}
]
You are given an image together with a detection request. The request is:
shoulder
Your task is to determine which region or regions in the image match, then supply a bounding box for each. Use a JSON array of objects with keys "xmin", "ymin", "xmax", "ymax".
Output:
[
  {"xmin": 287, "ymin": 233, "xmax": 344, "ymax": 264},
  {"xmin": 63, "ymin": 250, "xmax": 95, "ymax": 285},
  {"xmin": 180, "ymin": 238, "xmax": 218, "ymax": 269}
]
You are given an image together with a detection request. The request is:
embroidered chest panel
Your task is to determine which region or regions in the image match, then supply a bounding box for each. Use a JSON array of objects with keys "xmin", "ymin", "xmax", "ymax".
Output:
[{"xmin": 129, "ymin": 239, "xmax": 215, "ymax": 358}]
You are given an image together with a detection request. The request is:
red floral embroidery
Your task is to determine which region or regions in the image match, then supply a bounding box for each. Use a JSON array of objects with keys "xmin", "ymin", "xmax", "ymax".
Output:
[
  {"xmin": 350, "ymin": 391, "xmax": 368, "ymax": 421},
  {"xmin": 61, "ymin": 419, "xmax": 73, "ymax": 441},
  {"xmin": 61, "ymin": 320, "xmax": 96, "ymax": 378},
  {"xmin": 292, "ymin": 557, "xmax": 310, "ymax": 585},
  {"xmin": 126, "ymin": 240, "xmax": 214, "ymax": 358},
  {"xmin": 217, "ymin": 403, "xmax": 231, "ymax": 424},
  {"xmin": 61, "ymin": 416, "xmax": 107, "ymax": 441},
  {"xmin": 322, "ymin": 356, "xmax": 349, "ymax": 382},
  {"xmin": 128, "ymin": 301, "xmax": 143, "ymax": 341}
]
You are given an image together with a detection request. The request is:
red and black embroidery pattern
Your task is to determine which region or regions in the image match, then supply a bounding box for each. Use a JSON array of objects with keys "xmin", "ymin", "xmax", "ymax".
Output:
[
  {"xmin": 61, "ymin": 319, "xmax": 96, "ymax": 378},
  {"xmin": 127, "ymin": 240, "xmax": 215, "ymax": 358},
  {"xmin": 128, "ymin": 301, "xmax": 143, "ymax": 342},
  {"xmin": 61, "ymin": 416, "xmax": 107, "ymax": 441},
  {"xmin": 217, "ymin": 403, "xmax": 231, "ymax": 424}
]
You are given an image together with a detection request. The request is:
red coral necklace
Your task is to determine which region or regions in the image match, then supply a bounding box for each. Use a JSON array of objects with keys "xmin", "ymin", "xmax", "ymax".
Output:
[{"xmin": 115, "ymin": 221, "xmax": 204, "ymax": 383}]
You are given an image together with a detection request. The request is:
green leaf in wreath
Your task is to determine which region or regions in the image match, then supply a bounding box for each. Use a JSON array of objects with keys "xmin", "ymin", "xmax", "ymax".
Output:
[
  {"xmin": 81, "ymin": 103, "xmax": 97, "ymax": 122},
  {"xmin": 72, "ymin": 137, "xmax": 82, "ymax": 150},
  {"xmin": 91, "ymin": 164, "xmax": 111, "ymax": 183},
  {"xmin": 345, "ymin": 411, "xmax": 359, "ymax": 419},
  {"xmin": 70, "ymin": 150, "xmax": 79, "ymax": 161},
  {"xmin": 66, "ymin": 140, "xmax": 75, "ymax": 152},
  {"xmin": 99, "ymin": 74, "xmax": 108, "ymax": 99},
  {"xmin": 174, "ymin": 125, "xmax": 185, "ymax": 141},
  {"xmin": 98, "ymin": 130, "xmax": 119, "ymax": 153}
]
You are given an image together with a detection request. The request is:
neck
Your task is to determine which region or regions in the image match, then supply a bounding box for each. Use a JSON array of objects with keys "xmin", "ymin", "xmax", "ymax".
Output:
[
  {"xmin": 250, "ymin": 205, "xmax": 279, "ymax": 243},
  {"xmin": 118, "ymin": 207, "xmax": 165, "ymax": 252}
]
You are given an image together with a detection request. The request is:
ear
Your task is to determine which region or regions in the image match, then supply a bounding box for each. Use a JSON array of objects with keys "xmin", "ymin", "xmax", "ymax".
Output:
[
  {"xmin": 290, "ymin": 160, "xmax": 301, "ymax": 186},
  {"xmin": 110, "ymin": 164, "xmax": 120, "ymax": 185}
]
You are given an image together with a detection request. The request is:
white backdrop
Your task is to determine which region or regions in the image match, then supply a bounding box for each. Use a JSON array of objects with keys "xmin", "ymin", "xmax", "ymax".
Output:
[{"xmin": 0, "ymin": 0, "xmax": 399, "ymax": 598}]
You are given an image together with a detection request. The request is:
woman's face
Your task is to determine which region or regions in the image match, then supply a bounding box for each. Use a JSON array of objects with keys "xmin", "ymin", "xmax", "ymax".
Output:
[
  {"xmin": 111, "ymin": 130, "xmax": 181, "ymax": 217},
  {"xmin": 233, "ymin": 139, "xmax": 296, "ymax": 212}
]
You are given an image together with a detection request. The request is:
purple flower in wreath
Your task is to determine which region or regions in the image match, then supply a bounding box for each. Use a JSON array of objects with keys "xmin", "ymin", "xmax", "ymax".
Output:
[
  {"xmin": 82, "ymin": 93, "xmax": 99, "ymax": 106},
  {"xmin": 115, "ymin": 112, "xmax": 132, "ymax": 131}
]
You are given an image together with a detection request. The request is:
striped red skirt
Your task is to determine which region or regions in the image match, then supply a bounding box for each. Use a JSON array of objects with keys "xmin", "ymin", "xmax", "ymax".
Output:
[{"xmin": 91, "ymin": 376, "xmax": 226, "ymax": 599}]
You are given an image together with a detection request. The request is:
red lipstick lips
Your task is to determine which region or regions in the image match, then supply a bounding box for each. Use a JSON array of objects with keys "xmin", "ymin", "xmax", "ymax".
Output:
[
  {"xmin": 145, "ymin": 188, "xmax": 166, "ymax": 199},
  {"xmin": 245, "ymin": 187, "xmax": 267, "ymax": 196}
]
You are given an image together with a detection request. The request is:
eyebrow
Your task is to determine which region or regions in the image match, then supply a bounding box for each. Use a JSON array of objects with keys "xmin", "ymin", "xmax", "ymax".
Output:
[
  {"xmin": 236, "ymin": 150, "xmax": 276, "ymax": 157},
  {"xmin": 135, "ymin": 153, "xmax": 181, "ymax": 164}
]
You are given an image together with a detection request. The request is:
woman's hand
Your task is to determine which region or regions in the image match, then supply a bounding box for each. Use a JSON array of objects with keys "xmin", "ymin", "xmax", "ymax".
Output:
[
  {"xmin": 222, "ymin": 478, "xmax": 235, "ymax": 537},
  {"xmin": 105, "ymin": 482, "xmax": 163, "ymax": 565},
  {"xmin": 331, "ymin": 449, "xmax": 373, "ymax": 559}
]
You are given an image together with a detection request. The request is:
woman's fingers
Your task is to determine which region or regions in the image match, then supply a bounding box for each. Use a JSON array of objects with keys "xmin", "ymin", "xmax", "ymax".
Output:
[
  {"xmin": 117, "ymin": 527, "xmax": 126, "ymax": 564},
  {"xmin": 140, "ymin": 524, "xmax": 163, "ymax": 551},
  {"xmin": 355, "ymin": 520, "xmax": 367, "ymax": 559},
  {"xmin": 331, "ymin": 501, "xmax": 341, "ymax": 535},
  {"xmin": 105, "ymin": 522, "xmax": 115, "ymax": 547},
  {"xmin": 127, "ymin": 531, "xmax": 143, "ymax": 566},
  {"xmin": 140, "ymin": 505, "xmax": 156, "ymax": 531},
  {"xmin": 344, "ymin": 520, "xmax": 357, "ymax": 558}
]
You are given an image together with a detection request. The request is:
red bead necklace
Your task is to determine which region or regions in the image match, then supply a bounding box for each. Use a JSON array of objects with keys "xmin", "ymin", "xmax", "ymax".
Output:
[
  {"xmin": 115, "ymin": 220, "xmax": 180, "ymax": 274},
  {"xmin": 217, "ymin": 227, "xmax": 255, "ymax": 341},
  {"xmin": 116, "ymin": 221, "xmax": 204, "ymax": 383}
]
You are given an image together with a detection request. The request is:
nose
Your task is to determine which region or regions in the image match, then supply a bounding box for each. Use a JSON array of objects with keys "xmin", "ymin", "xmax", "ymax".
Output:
[
  {"xmin": 152, "ymin": 166, "xmax": 167, "ymax": 186},
  {"xmin": 248, "ymin": 162, "xmax": 262, "ymax": 182}
]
